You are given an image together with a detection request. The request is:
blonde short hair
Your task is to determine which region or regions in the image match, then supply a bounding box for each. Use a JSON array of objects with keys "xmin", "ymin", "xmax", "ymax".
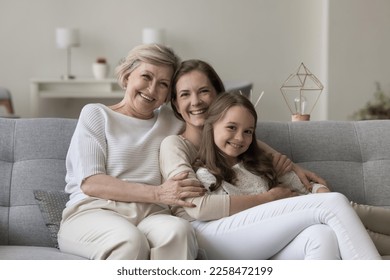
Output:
[{"xmin": 116, "ymin": 44, "xmax": 181, "ymax": 89}]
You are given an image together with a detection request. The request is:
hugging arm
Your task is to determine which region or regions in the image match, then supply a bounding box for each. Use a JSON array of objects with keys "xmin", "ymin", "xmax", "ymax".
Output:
[
  {"xmin": 69, "ymin": 106, "xmax": 203, "ymax": 208},
  {"xmin": 196, "ymin": 168, "xmax": 297, "ymax": 217},
  {"xmin": 160, "ymin": 136, "xmax": 297, "ymax": 221},
  {"xmin": 159, "ymin": 136, "xmax": 228, "ymax": 219},
  {"xmin": 81, "ymin": 172, "xmax": 204, "ymax": 207},
  {"xmin": 257, "ymin": 139, "xmax": 327, "ymax": 189}
]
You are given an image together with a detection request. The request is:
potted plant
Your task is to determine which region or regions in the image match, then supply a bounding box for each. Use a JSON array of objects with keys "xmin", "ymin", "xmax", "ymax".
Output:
[
  {"xmin": 350, "ymin": 82, "xmax": 390, "ymax": 120},
  {"xmin": 92, "ymin": 57, "xmax": 109, "ymax": 80}
]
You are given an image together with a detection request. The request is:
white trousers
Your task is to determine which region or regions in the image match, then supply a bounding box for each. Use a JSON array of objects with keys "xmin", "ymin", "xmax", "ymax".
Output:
[
  {"xmin": 58, "ymin": 197, "xmax": 198, "ymax": 260},
  {"xmin": 192, "ymin": 192, "xmax": 381, "ymax": 260}
]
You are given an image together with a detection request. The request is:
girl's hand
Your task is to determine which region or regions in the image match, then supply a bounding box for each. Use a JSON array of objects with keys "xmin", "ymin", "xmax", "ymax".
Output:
[
  {"xmin": 272, "ymin": 153, "xmax": 293, "ymax": 176},
  {"xmin": 311, "ymin": 183, "xmax": 331, "ymax": 193},
  {"xmin": 267, "ymin": 184, "xmax": 298, "ymax": 201},
  {"xmin": 158, "ymin": 172, "xmax": 206, "ymax": 207},
  {"xmin": 293, "ymin": 164, "xmax": 328, "ymax": 191},
  {"xmin": 316, "ymin": 186, "xmax": 330, "ymax": 193}
]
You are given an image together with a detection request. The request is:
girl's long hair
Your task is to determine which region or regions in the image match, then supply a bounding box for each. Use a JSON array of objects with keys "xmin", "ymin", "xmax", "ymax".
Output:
[{"xmin": 194, "ymin": 92, "xmax": 278, "ymax": 191}]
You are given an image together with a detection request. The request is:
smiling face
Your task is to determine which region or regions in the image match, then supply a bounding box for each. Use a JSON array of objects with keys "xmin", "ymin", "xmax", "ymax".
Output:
[
  {"xmin": 213, "ymin": 105, "xmax": 255, "ymax": 166},
  {"xmin": 174, "ymin": 70, "xmax": 218, "ymax": 129},
  {"xmin": 124, "ymin": 62, "xmax": 173, "ymax": 119}
]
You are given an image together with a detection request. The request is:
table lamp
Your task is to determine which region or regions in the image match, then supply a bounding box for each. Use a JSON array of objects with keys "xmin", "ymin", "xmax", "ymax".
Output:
[
  {"xmin": 280, "ymin": 63, "xmax": 324, "ymax": 121},
  {"xmin": 56, "ymin": 28, "xmax": 80, "ymax": 80},
  {"xmin": 142, "ymin": 28, "xmax": 166, "ymax": 45}
]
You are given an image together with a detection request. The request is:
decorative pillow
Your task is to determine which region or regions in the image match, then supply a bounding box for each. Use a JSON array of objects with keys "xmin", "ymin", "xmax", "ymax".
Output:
[{"xmin": 33, "ymin": 190, "xmax": 69, "ymax": 248}]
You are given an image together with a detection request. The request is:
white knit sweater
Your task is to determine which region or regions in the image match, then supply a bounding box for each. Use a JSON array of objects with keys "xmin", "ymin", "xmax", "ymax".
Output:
[
  {"xmin": 196, "ymin": 164, "xmax": 310, "ymax": 196},
  {"xmin": 64, "ymin": 103, "xmax": 183, "ymax": 207}
]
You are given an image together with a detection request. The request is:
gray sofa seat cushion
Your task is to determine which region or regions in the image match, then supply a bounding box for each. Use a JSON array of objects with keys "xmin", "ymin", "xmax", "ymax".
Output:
[{"xmin": 0, "ymin": 245, "xmax": 85, "ymax": 260}]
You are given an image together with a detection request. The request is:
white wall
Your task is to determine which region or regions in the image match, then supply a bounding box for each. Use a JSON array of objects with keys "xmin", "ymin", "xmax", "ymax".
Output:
[
  {"xmin": 1, "ymin": 0, "xmax": 389, "ymax": 120},
  {"xmin": 329, "ymin": 0, "xmax": 390, "ymax": 120}
]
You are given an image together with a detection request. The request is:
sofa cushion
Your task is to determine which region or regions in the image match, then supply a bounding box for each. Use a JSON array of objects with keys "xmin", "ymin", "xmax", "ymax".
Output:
[
  {"xmin": 0, "ymin": 118, "xmax": 77, "ymax": 247},
  {"xmin": 34, "ymin": 190, "xmax": 69, "ymax": 248},
  {"xmin": 0, "ymin": 245, "xmax": 85, "ymax": 260}
]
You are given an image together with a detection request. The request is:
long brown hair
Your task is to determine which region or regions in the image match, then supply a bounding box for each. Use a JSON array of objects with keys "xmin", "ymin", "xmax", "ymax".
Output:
[{"xmin": 194, "ymin": 92, "xmax": 278, "ymax": 191}]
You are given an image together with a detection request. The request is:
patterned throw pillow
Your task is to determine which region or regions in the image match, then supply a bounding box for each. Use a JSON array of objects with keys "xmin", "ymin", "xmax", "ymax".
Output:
[{"xmin": 33, "ymin": 190, "xmax": 69, "ymax": 248}]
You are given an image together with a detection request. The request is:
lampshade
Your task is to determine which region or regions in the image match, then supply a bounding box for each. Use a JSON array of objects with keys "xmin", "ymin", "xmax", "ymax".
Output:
[
  {"xmin": 56, "ymin": 28, "xmax": 80, "ymax": 49},
  {"xmin": 142, "ymin": 28, "xmax": 165, "ymax": 45}
]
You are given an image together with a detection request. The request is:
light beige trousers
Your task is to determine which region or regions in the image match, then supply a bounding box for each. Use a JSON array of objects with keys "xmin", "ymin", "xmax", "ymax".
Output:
[
  {"xmin": 351, "ymin": 202, "xmax": 390, "ymax": 256},
  {"xmin": 58, "ymin": 197, "xmax": 198, "ymax": 260}
]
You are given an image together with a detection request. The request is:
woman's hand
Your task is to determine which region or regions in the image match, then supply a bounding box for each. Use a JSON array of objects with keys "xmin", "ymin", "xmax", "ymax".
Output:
[
  {"xmin": 267, "ymin": 184, "xmax": 299, "ymax": 201},
  {"xmin": 81, "ymin": 173, "xmax": 205, "ymax": 206},
  {"xmin": 292, "ymin": 164, "xmax": 328, "ymax": 191},
  {"xmin": 158, "ymin": 172, "xmax": 206, "ymax": 207},
  {"xmin": 272, "ymin": 153, "xmax": 293, "ymax": 176},
  {"xmin": 229, "ymin": 184, "xmax": 297, "ymax": 215}
]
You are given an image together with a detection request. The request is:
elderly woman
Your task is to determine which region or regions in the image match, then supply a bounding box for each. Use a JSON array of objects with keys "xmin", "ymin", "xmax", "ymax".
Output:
[{"xmin": 57, "ymin": 44, "xmax": 205, "ymax": 260}]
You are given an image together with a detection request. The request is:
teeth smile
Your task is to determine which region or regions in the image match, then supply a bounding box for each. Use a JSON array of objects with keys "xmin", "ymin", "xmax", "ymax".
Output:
[
  {"xmin": 229, "ymin": 142, "xmax": 242, "ymax": 148},
  {"xmin": 190, "ymin": 109, "xmax": 207, "ymax": 115},
  {"xmin": 140, "ymin": 93, "xmax": 154, "ymax": 102}
]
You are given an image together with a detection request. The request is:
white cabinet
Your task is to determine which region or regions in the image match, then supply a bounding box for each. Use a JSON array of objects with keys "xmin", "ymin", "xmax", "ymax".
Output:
[
  {"xmin": 30, "ymin": 78, "xmax": 252, "ymax": 118},
  {"xmin": 30, "ymin": 79, "xmax": 123, "ymax": 117}
]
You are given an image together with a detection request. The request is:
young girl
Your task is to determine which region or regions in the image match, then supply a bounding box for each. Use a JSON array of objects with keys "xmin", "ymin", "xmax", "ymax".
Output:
[
  {"xmin": 194, "ymin": 92, "xmax": 328, "ymax": 198},
  {"xmin": 188, "ymin": 92, "xmax": 380, "ymax": 259}
]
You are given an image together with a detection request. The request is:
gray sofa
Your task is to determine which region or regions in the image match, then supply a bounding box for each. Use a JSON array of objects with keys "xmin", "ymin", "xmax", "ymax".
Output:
[{"xmin": 1, "ymin": 117, "xmax": 390, "ymax": 259}]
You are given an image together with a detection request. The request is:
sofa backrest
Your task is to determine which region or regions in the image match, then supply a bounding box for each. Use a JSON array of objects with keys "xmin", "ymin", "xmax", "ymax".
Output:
[
  {"xmin": 256, "ymin": 120, "xmax": 390, "ymax": 207},
  {"xmin": 0, "ymin": 118, "xmax": 77, "ymax": 246},
  {"xmin": 1, "ymin": 118, "xmax": 390, "ymax": 247}
]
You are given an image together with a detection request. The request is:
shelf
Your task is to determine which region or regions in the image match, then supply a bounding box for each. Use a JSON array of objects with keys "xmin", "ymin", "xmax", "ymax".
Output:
[
  {"xmin": 30, "ymin": 78, "xmax": 124, "ymax": 117},
  {"xmin": 38, "ymin": 91, "xmax": 124, "ymax": 98},
  {"xmin": 30, "ymin": 78, "xmax": 253, "ymax": 117}
]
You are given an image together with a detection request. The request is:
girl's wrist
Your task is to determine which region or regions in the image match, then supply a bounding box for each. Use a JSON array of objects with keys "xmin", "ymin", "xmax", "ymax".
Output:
[
  {"xmin": 311, "ymin": 183, "xmax": 329, "ymax": 193},
  {"xmin": 260, "ymin": 191, "xmax": 276, "ymax": 203}
]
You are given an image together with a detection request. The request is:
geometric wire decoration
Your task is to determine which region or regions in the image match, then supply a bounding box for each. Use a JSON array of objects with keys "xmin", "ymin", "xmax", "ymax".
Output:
[
  {"xmin": 280, "ymin": 63, "xmax": 324, "ymax": 121},
  {"xmin": 240, "ymin": 90, "xmax": 265, "ymax": 116}
]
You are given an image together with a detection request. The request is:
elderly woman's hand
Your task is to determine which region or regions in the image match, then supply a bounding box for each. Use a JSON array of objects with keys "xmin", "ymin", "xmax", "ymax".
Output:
[{"xmin": 158, "ymin": 172, "xmax": 206, "ymax": 207}]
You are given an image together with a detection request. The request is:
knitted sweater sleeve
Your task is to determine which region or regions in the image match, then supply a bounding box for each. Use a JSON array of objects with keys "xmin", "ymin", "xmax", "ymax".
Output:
[
  {"xmin": 160, "ymin": 135, "xmax": 197, "ymax": 181},
  {"xmin": 160, "ymin": 135, "xmax": 230, "ymax": 221},
  {"xmin": 65, "ymin": 104, "xmax": 107, "ymax": 188}
]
